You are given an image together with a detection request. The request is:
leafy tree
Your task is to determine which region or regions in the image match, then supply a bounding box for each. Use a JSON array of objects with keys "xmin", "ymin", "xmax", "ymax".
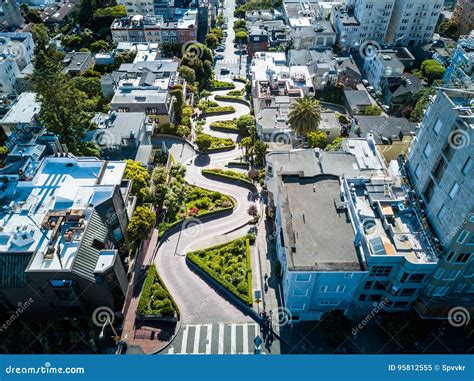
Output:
[
  {"xmin": 127, "ymin": 206, "xmax": 156, "ymax": 250},
  {"xmin": 20, "ymin": 4, "xmax": 43, "ymax": 24},
  {"xmin": 205, "ymin": 33, "xmax": 219, "ymax": 49},
  {"xmin": 210, "ymin": 27, "xmax": 224, "ymax": 42},
  {"xmin": 236, "ymin": 115, "xmax": 255, "ymax": 136},
  {"xmin": 420, "ymin": 59, "xmax": 446, "ymax": 84},
  {"xmin": 124, "ymin": 159, "xmax": 150, "ymax": 200},
  {"xmin": 326, "ymin": 137, "xmax": 344, "ymax": 151},
  {"xmin": 253, "ymin": 140, "xmax": 268, "ymax": 167},
  {"xmin": 181, "ymin": 43, "xmax": 213, "ymax": 89},
  {"xmin": 161, "ymin": 43, "xmax": 180, "ymax": 58},
  {"xmin": 307, "ymin": 131, "xmax": 328, "ymax": 149},
  {"xmin": 195, "ymin": 133, "xmax": 212, "ymax": 151},
  {"xmin": 233, "ymin": 19, "xmax": 246, "ymax": 30},
  {"xmin": 438, "ymin": 19, "xmax": 459, "ymax": 40},
  {"xmin": 239, "ymin": 137, "xmax": 253, "ymax": 161},
  {"xmin": 235, "ymin": 30, "xmax": 248, "ymax": 43},
  {"xmin": 288, "ymin": 96, "xmax": 322, "ymax": 137},
  {"xmin": 170, "ymin": 87, "xmax": 184, "ymax": 124},
  {"xmin": 363, "ymin": 104, "xmax": 383, "ymax": 116},
  {"xmin": 178, "ymin": 65, "xmax": 196, "ymax": 83},
  {"xmin": 90, "ymin": 40, "xmax": 109, "ymax": 52},
  {"xmin": 247, "ymin": 204, "xmax": 258, "ymax": 217},
  {"xmin": 410, "ymin": 87, "xmax": 434, "ymax": 122},
  {"xmin": 61, "ymin": 35, "xmax": 82, "ymax": 50}
]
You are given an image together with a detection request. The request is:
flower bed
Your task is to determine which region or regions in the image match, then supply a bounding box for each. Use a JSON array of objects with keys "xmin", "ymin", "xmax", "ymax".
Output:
[
  {"xmin": 159, "ymin": 184, "xmax": 234, "ymax": 236},
  {"xmin": 209, "ymin": 120, "xmax": 239, "ymax": 132},
  {"xmin": 187, "ymin": 236, "xmax": 253, "ymax": 305},
  {"xmin": 201, "ymin": 168, "xmax": 253, "ymax": 186},
  {"xmin": 210, "ymin": 80, "xmax": 236, "ymax": 89},
  {"xmin": 137, "ymin": 265, "xmax": 179, "ymax": 318},
  {"xmin": 196, "ymin": 133, "xmax": 235, "ymax": 152},
  {"xmin": 200, "ymin": 106, "xmax": 236, "ymax": 116}
]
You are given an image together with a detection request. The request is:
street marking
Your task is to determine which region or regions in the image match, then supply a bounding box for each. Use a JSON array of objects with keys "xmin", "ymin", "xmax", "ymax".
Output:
[
  {"xmin": 231, "ymin": 324, "xmax": 237, "ymax": 354},
  {"xmin": 193, "ymin": 325, "xmax": 201, "ymax": 354},
  {"xmin": 218, "ymin": 323, "xmax": 224, "ymax": 354},
  {"xmin": 205, "ymin": 324, "xmax": 212, "ymax": 354},
  {"xmin": 180, "ymin": 325, "xmax": 189, "ymax": 354},
  {"xmin": 243, "ymin": 323, "xmax": 249, "ymax": 354}
]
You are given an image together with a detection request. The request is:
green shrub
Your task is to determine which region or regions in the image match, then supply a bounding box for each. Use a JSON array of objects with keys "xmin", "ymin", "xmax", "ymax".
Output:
[
  {"xmin": 210, "ymin": 80, "xmax": 235, "ymax": 89},
  {"xmin": 202, "ymin": 168, "xmax": 253, "ymax": 185},
  {"xmin": 187, "ymin": 237, "xmax": 253, "ymax": 304},
  {"xmin": 137, "ymin": 265, "xmax": 178, "ymax": 317}
]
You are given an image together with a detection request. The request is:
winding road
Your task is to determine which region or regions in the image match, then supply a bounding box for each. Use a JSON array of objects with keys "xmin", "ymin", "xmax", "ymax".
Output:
[{"xmin": 153, "ymin": 79, "xmax": 258, "ymax": 325}]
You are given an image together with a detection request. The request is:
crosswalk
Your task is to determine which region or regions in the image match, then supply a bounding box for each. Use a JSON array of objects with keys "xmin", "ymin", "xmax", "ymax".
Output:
[{"xmin": 167, "ymin": 323, "xmax": 261, "ymax": 354}]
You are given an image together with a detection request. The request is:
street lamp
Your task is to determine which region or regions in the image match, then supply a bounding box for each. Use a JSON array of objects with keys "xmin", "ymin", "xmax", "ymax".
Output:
[{"xmin": 99, "ymin": 316, "xmax": 119, "ymax": 341}]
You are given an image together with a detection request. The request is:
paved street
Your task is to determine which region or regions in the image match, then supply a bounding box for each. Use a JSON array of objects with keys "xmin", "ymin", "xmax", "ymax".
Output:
[
  {"xmin": 214, "ymin": 0, "xmax": 249, "ymax": 80},
  {"xmin": 167, "ymin": 323, "xmax": 274, "ymax": 354}
]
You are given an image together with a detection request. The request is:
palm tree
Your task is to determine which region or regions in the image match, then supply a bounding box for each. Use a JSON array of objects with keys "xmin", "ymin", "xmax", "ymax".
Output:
[{"xmin": 288, "ymin": 96, "xmax": 322, "ymax": 138}]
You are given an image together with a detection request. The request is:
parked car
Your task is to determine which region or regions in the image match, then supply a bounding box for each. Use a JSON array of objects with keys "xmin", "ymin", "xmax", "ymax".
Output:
[
  {"xmin": 216, "ymin": 46, "xmax": 225, "ymax": 52},
  {"xmin": 220, "ymin": 67, "xmax": 230, "ymax": 74},
  {"xmin": 362, "ymin": 79, "xmax": 369, "ymax": 86},
  {"xmin": 215, "ymin": 53, "xmax": 224, "ymax": 60}
]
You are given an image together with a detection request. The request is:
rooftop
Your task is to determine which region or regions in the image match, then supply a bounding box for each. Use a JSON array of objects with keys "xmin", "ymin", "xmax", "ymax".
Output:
[
  {"xmin": 0, "ymin": 92, "xmax": 40, "ymax": 125},
  {"xmin": 0, "ymin": 157, "xmax": 126, "ymax": 272},
  {"xmin": 344, "ymin": 89, "xmax": 372, "ymax": 108},
  {"xmin": 279, "ymin": 175, "xmax": 362, "ymax": 271}
]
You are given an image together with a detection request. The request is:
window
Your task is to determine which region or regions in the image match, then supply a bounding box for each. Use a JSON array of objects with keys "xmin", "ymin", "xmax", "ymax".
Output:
[
  {"xmin": 423, "ymin": 142, "xmax": 432, "ymax": 158},
  {"xmin": 296, "ymin": 274, "xmax": 310, "ymax": 282},
  {"xmin": 368, "ymin": 294, "xmax": 382, "ymax": 302},
  {"xmin": 364, "ymin": 281, "xmax": 373, "ymax": 290},
  {"xmin": 449, "ymin": 182, "xmax": 460, "ymax": 199},
  {"xmin": 319, "ymin": 300, "xmax": 340, "ymax": 306},
  {"xmin": 433, "ymin": 268, "xmax": 444, "ymax": 280},
  {"xmin": 291, "ymin": 302, "xmax": 305, "ymax": 310},
  {"xmin": 320, "ymin": 285, "xmax": 345, "ymax": 293},
  {"xmin": 433, "ymin": 119, "xmax": 442, "ymax": 135},
  {"xmin": 456, "ymin": 231, "xmax": 469, "ymax": 244},
  {"xmin": 455, "ymin": 253, "xmax": 471, "ymax": 263},
  {"xmin": 293, "ymin": 289, "xmax": 307, "ymax": 296},
  {"xmin": 437, "ymin": 205, "xmax": 446, "ymax": 220},
  {"xmin": 432, "ymin": 286, "xmax": 448, "ymax": 296},
  {"xmin": 370, "ymin": 266, "xmax": 392, "ymax": 277},
  {"xmin": 444, "ymin": 270, "xmax": 460, "ymax": 281},
  {"xmin": 400, "ymin": 272, "xmax": 409, "ymax": 282},
  {"xmin": 461, "ymin": 157, "xmax": 472, "ymax": 176},
  {"xmin": 400, "ymin": 288, "xmax": 416, "ymax": 297},
  {"xmin": 414, "ymin": 163, "xmax": 422, "ymax": 179},
  {"xmin": 394, "ymin": 301, "xmax": 409, "ymax": 308},
  {"xmin": 445, "ymin": 251, "xmax": 455, "ymax": 262},
  {"xmin": 454, "ymin": 284, "xmax": 464, "ymax": 293},
  {"xmin": 344, "ymin": 273, "xmax": 354, "ymax": 279},
  {"xmin": 359, "ymin": 294, "xmax": 367, "ymax": 301},
  {"xmin": 423, "ymin": 178, "xmax": 435, "ymax": 202},
  {"xmin": 408, "ymin": 273, "xmax": 426, "ymax": 283}
]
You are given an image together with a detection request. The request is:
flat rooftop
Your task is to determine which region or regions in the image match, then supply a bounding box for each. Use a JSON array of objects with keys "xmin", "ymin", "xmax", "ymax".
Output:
[
  {"xmin": 0, "ymin": 92, "xmax": 40, "ymax": 125},
  {"xmin": 0, "ymin": 157, "xmax": 126, "ymax": 272},
  {"xmin": 279, "ymin": 175, "xmax": 362, "ymax": 271}
]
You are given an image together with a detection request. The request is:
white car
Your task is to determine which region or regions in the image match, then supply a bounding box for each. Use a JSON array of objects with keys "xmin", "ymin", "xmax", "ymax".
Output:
[{"xmin": 362, "ymin": 79, "xmax": 369, "ymax": 86}]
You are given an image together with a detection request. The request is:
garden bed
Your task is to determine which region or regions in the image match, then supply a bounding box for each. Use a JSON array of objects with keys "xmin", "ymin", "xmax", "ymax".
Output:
[
  {"xmin": 158, "ymin": 184, "xmax": 234, "ymax": 236},
  {"xmin": 201, "ymin": 168, "xmax": 253, "ymax": 186},
  {"xmin": 214, "ymin": 95, "xmax": 250, "ymax": 106},
  {"xmin": 227, "ymin": 161, "xmax": 250, "ymax": 169},
  {"xmin": 200, "ymin": 106, "xmax": 236, "ymax": 117},
  {"xmin": 137, "ymin": 265, "xmax": 179, "ymax": 319},
  {"xmin": 187, "ymin": 236, "xmax": 253, "ymax": 305},
  {"xmin": 195, "ymin": 133, "xmax": 235, "ymax": 152},
  {"xmin": 209, "ymin": 120, "xmax": 239, "ymax": 133},
  {"xmin": 210, "ymin": 80, "xmax": 236, "ymax": 90}
]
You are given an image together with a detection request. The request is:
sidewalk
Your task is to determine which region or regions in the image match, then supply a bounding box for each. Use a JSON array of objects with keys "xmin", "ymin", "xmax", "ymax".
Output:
[{"xmin": 121, "ymin": 229, "xmax": 179, "ymax": 354}]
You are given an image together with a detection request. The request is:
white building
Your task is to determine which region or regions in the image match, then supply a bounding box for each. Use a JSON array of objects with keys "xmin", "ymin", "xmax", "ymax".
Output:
[
  {"xmin": 333, "ymin": 0, "xmax": 443, "ymax": 49},
  {"xmin": 0, "ymin": 33, "xmax": 34, "ymax": 95},
  {"xmin": 386, "ymin": 0, "xmax": 444, "ymax": 47},
  {"xmin": 266, "ymin": 140, "xmax": 438, "ymax": 321},
  {"xmin": 362, "ymin": 49, "xmax": 405, "ymax": 91}
]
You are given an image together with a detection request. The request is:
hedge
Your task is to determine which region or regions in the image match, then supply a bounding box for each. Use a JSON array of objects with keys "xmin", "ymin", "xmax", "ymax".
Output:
[
  {"xmin": 227, "ymin": 161, "xmax": 250, "ymax": 169},
  {"xmin": 209, "ymin": 120, "xmax": 239, "ymax": 133},
  {"xmin": 187, "ymin": 236, "xmax": 254, "ymax": 305},
  {"xmin": 202, "ymin": 168, "xmax": 253, "ymax": 186},
  {"xmin": 210, "ymin": 80, "xmax": 236, "ymax": 89},
  {"xmin": 200, "ymin": 106, "xmax": 236, "ymax": 117},
  {"xmin": 137, "ymin": 265, "xmax": 179, "ymax": 317}
]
